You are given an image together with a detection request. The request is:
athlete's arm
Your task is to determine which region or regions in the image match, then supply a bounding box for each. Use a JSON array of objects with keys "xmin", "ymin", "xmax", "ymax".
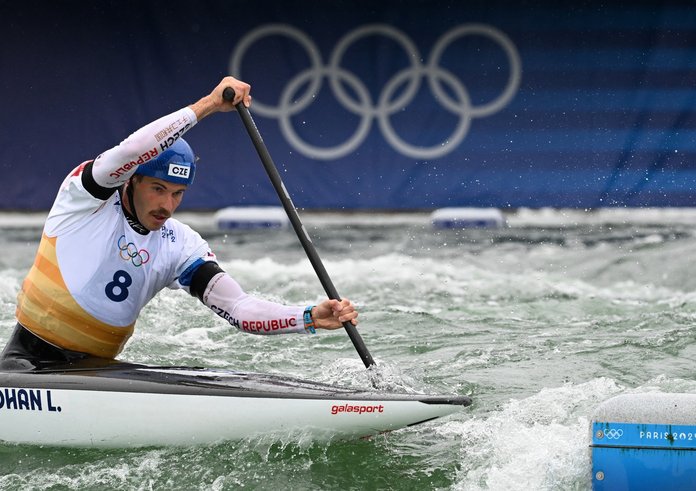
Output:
[
  {"xmin": 86, "ymin": 76, "xmax": 250, "ymax": 197},
  {"xmin": 87, "ymin": 107, "xmax": 198, "ymax": 193},
  {"xmin": 189, "ymin": 262, "xmax": 358, "ymax": 334}
]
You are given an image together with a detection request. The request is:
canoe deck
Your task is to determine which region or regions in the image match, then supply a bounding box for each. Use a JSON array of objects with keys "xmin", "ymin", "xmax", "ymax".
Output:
[{"xmin": 0, "ymin": 361, "xmax": 471, "ymax": 447}]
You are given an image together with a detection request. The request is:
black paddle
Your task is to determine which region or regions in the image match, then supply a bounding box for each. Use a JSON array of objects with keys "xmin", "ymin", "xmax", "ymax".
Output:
[{"xmin": 223, "ymin": 87, "xmax": 376, "ymax": 369}]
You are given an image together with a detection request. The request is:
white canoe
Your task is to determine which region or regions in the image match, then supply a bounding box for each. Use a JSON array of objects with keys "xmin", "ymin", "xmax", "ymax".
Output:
[{"xmin": 0, "ymin": 362, "xmax": 471, "ymax": 447}]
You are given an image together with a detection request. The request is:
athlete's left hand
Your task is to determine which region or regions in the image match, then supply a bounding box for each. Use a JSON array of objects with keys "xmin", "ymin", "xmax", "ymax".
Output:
[
  {"xmin": 313, "ymin": 299, "xmax": 358, "ymax": 330},
  {"xmin": 189, "ymin": 76, "xmax": 252, "ymax": 121}
]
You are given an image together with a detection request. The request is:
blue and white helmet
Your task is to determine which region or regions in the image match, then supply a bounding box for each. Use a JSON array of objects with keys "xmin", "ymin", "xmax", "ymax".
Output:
[{"xmin": 134, "ymin": 138, "xmax": 196, "ymax": 186}]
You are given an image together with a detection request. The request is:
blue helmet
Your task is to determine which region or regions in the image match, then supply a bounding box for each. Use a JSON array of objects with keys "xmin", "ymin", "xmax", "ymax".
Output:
[{"xmin": 134, "ymin": 138, "xmax": 196, "ymax": 185}]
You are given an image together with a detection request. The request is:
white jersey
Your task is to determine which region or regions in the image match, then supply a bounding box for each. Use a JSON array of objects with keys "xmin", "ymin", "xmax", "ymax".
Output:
[
  {"xmin": 48, "ymin": 170, "xmax": 211, "ymax": 326},
  {"xmin": 16, "ymin": 107, "xmax": 308, "ymax": 358}
]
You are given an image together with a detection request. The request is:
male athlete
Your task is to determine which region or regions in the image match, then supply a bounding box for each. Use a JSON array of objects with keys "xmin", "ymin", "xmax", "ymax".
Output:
[{"xmin": 0, "ymin": 76, "xmax": 358, "ymax": 370}]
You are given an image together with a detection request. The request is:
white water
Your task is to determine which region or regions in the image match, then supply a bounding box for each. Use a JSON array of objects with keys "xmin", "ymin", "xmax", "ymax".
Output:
[{"xmin": 1, "ymin": 208, "xmax": 696, "ymax": 490}]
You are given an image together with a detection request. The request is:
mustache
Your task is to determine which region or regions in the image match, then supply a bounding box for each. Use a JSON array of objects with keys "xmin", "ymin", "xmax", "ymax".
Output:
[{"xmin": 152, "ymin": 209, "xmax": 171, "ymax": 219}]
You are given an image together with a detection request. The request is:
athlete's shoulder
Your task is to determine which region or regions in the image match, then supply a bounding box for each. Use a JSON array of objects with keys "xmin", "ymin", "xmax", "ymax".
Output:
[
  {"xmin": 159, "ymin": 216, "xmax": 214, "ymax": 262},
  {"xmin": 45, "ymin": 163, "xmax": 122, "ymax": 236}
]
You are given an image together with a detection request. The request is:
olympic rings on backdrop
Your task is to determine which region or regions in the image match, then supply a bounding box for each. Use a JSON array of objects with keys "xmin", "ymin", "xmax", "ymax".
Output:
[
  {"xmin": 117, "ymin": 235, "xmax": 150, "ymax": 267},
  {"xmin": 229, "ymin": 23, "xmax": 521, "ymax": 160}
]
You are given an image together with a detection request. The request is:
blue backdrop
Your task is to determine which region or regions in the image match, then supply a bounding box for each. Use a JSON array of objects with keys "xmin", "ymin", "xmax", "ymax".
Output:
[{"xmin": 2, "ymin": 1, "xmax": 695, "ymax": 210}]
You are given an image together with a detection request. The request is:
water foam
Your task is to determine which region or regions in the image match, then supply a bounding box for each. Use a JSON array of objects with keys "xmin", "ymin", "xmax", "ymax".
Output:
[{"xmin": 446, "ymin": 377, "xmax": 624, "ymax": 491}]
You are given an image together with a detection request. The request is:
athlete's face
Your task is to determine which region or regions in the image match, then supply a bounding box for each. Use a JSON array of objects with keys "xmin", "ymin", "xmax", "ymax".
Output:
[{"xmin": 131, "ymin": 176, "xmax": 187, "ymax": 230}]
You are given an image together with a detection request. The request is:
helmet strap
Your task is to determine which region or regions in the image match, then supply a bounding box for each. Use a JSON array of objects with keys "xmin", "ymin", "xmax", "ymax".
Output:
[{"xmin": 121, "ymin": 178, "xmax": 149, "ymax": 235}]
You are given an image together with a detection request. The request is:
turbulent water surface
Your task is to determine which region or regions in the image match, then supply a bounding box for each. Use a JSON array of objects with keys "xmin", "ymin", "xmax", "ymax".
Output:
[{"xmin": 1, "ymin": 209, "xmax": 696, "ymax": 490}]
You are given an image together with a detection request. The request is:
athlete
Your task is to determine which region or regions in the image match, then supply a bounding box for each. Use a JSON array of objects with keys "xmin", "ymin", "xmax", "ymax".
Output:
[{"xmin": 0, "ymin": 76, "xmax": 359, "ymax": 370}]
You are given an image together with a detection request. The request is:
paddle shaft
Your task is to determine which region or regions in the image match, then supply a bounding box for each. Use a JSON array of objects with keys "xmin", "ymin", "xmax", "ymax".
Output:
[{"xmin": 223, "ymin": 87, "xmax": 376, "ymax": 368}]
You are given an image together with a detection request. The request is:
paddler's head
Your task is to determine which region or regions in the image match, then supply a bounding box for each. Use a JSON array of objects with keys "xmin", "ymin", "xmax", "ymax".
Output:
[{"xmin": 123, "ymin": 138, "xmax": 197, "ymax": 231}]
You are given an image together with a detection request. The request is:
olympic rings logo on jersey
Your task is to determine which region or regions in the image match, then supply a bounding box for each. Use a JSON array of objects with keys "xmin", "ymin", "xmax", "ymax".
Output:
[
  {"xmin": 229, "ymin": 23, "xmax": 521, "ymax": 160},
  {"xmin": 117, "ymin": 235, "xmax": 150, "ymax": 267}
]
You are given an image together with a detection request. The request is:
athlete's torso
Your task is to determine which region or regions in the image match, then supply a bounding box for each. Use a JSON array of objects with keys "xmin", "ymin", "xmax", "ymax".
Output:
[
  {"xmin": 17, "ymin": 170, "xmax": 211, "ymax": 357},
  {"xmin": 15, "ymin": 104, "xmax": 213, "ymax": 358},
  {"xmin": 54, "ymin": 190, "xmax": 200, "ymax": 327}
]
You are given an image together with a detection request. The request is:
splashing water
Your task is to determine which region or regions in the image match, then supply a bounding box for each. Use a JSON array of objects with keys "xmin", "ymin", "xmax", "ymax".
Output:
[{"xmin": 1, "ymin": 209, "xmax": 695, "ymax": 489}]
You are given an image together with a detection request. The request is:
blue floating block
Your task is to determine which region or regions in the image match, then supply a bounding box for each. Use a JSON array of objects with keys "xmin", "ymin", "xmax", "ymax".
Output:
[
  {"xmin": 591, "ymin": 393, "xmax": 696, "ymax": 490},
  {"xmin": 214, "ymin": 206, "xmax": 290, "ymax": 230},
  {"xmin": 430, "ymin": 208, "xmax": 506, "ymax": 229}
]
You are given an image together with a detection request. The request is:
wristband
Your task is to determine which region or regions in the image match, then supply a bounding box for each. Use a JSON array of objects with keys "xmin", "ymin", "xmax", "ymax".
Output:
[{"xmin": 303, "ymin": 305, "xmax": 316, "ymax": 334}]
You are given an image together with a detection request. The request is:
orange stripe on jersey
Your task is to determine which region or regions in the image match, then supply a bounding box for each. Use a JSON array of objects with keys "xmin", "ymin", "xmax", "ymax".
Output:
[
  {"xmin": 32, "ymin": 237, "xmax": 65, "ymax": 287},
  {"xmin": 16, "ymin": 233, "xmax": 134, "ymax": 358}
]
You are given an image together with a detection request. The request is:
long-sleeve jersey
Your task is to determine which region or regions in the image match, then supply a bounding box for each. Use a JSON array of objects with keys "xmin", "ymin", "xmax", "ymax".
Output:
[{"xmin": 15, "ymin": 107, "xmax": 308, "ymax": 359}]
